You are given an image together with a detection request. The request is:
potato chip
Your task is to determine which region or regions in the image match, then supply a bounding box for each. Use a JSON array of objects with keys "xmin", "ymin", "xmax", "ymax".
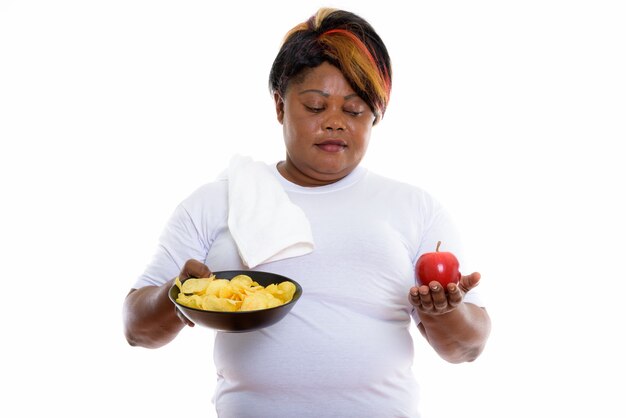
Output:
[
  {"xmin": 230, "ymin": 275, "xmax": 254, "ymax": 287},
  {"xmin": 240, "ymin": 292, "xmax": 282, "ymax": 311},
  {"xmin": 201, "ymin": 295, "xmax": 240, "ymax": 312},
  {"xmin": 277, "ymin": 281, "xmax": 297, "ymax": 302},
  {"xmin": 263, "ymin": 281, "xmax": 296, "ymax": 303},
  {"xmin": 180, "ymin": 276, "xmax": 215, "ymax": 295},
  {"xmin": 176, "ymin": 294, "xmax": 204, "ymax": 310},
  {"xmin": 204, "ymin": 279, "xmax": 231, "ymax": 296},
  {"xmin": 218, "ymin": 285, "xmax": 238, "ymax": 300}
]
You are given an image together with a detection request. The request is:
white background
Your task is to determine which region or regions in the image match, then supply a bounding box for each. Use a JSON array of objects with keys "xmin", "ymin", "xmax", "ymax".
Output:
[{"xmin": 1, "ymin": 1, "xmax": 624, "ymax": 417}]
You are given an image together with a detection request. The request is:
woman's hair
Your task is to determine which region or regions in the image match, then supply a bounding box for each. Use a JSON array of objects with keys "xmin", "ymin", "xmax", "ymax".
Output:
[{"xmin": 269, "ymin": 8, "xmax": 392, "ymax": 123}]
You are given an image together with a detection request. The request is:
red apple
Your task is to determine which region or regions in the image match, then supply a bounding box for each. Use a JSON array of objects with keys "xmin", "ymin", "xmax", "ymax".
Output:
[{"xmin": 415, "ymin": 241, "xmax": 461, "ymax": 287}]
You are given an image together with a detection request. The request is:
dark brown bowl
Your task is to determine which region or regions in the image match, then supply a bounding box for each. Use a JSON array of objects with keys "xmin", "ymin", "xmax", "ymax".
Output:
[{"xmin": 169, "ymin": 270, "xmax": 302, "ymax": 333}]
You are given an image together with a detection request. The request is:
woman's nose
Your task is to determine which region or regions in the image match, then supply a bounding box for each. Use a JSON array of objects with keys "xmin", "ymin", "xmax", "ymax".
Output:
[{"xmin": 323, "ymin": 109, "xmax": 346, "ymax": 131}]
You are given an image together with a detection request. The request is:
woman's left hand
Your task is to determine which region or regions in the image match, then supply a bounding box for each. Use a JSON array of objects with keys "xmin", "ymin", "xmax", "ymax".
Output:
[{"xmin": 409, "ymin": 272, "xmax": 481, "ymax": 316}]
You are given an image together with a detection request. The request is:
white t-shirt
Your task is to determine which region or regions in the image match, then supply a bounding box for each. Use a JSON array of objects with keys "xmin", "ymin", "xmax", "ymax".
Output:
[{"xmin": 134, "ymin": 164, "xmax": 484, "ymax": 418}]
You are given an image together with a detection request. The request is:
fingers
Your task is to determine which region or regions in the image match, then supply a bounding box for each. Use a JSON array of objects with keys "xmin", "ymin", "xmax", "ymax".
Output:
[
  {"xmin": 408, "ymin": 286, "xmax": 425, "ymax": 310},
  {"xmin": 459, "ymin": 272, "xmax": 481, "ymax": 293},
  {"xmin": 175, "ymin": 307, "xmax": 195, "ymax": 327},
  {"xmin": 446, "ymin": 282, "xmax": 463, "ymax": 306},
  {"xmin": 428, "ymin": 282, "xmax": 448, "ymax": 311},
  {"xmin": 469, "ymin": 272, "xmax": 481, "ymax": 286},
  {"xmin": 408, "ymin": 280, "xmax": 468, "ymax": 314},
  {"xmin": 179, "ymin": 259, "xmax": 212, "ymax": 282},
  {"xmin": 409, "ymin": 282, "xmax": 449, "ymax": 314}
]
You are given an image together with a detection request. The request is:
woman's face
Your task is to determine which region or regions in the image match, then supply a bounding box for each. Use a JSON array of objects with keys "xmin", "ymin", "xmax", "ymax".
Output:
[{"xmin": 274, "ymin": 62, "xmax": 376, "ymax": 186}]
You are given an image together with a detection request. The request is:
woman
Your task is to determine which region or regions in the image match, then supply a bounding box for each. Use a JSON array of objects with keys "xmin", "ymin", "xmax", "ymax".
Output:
[{"xmin": 123, "ymin": 8, "xmax": 491, "ymax": 417}]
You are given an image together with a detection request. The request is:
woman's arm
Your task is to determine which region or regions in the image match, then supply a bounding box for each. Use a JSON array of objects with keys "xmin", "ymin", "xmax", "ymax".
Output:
[
  {"xmin": 409, "ymin": 272, "xmax": 492, "ymax": 363},
  {"xmin": 123, "ymin": 259, "xmax": 211, "ymax": 349}
]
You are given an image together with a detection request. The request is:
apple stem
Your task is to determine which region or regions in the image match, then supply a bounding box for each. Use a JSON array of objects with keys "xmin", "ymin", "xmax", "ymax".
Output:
[{"xmin": 436, "ymin": 241, "xmax": 441, "ymax": 252}]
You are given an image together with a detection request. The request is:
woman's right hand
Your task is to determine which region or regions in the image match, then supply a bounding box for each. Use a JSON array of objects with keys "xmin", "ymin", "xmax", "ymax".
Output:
[
  {"xmin": 178, "ymin": 259, "xmax": 213, "ymax": 282},
  {"xmin": 174, "ymin": 259, "xmax": 213, "ymax": 327}
]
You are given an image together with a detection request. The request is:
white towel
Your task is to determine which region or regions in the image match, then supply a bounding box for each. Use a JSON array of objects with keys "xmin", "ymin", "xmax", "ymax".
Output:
[{"xmin": 227, "ymin": 155, "xmax": 314, "ymax": 268}]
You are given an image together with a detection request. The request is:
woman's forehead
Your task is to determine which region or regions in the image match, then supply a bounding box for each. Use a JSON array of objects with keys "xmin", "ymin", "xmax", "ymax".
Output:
[{"xmin": 287, "ymin": 63, "xmax": 355, "ymax": 95}]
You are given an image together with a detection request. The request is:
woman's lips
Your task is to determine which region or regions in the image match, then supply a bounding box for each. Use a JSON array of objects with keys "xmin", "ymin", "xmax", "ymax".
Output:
[{"xmin": 316, "ymin": 140, "xmax": 347, "ymax": 152}]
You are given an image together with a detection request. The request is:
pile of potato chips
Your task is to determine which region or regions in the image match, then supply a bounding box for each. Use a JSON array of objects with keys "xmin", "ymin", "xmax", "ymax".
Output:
[{"xmin": 175, "ymin": 274, "xmax": 297, "ymax": 312}]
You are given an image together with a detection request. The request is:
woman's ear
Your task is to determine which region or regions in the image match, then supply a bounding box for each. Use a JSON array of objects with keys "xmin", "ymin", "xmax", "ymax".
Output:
[{"xmin": 274, "ymin": 92, "xmax": 285, "ymax": 124}]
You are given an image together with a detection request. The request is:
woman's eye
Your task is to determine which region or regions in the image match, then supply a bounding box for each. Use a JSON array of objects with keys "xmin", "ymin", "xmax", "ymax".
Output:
[
  {"xmin": 305, "ymin": 105, "xmax": 324, "ymax": 113},
  {"xmin": 345, "ymin": 109, "xmax": 363, "ymax": 116}
]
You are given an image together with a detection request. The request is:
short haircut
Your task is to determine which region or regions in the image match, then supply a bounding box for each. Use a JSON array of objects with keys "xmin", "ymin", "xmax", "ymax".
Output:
[{"xmin": 269, "ymin": 8, "xmax": 392, "ymax": 123}]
